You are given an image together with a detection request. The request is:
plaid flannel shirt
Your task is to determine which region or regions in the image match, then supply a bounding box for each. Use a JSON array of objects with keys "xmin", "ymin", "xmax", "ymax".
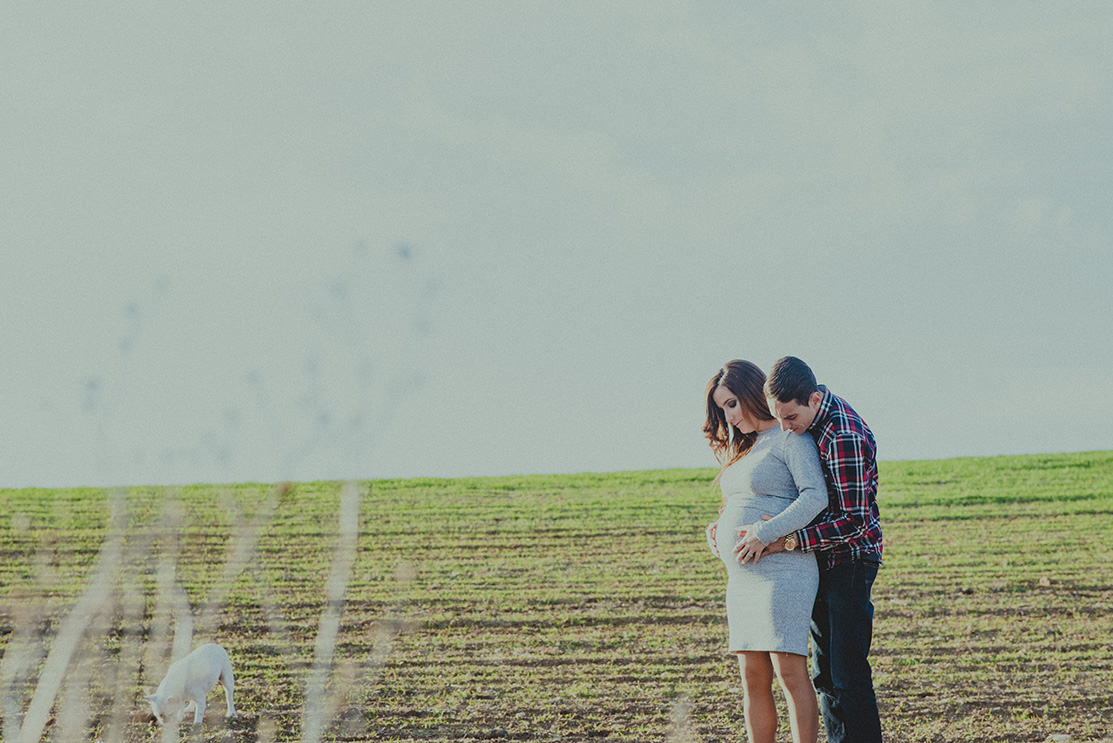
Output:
[{"xmin": 793, "ymin": 386, "xmax": 883, "ymax": 569}]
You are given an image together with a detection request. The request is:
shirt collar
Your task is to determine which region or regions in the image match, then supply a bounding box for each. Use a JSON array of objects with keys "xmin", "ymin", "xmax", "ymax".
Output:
[{"xmin": 807, "ymin": 385, "xmax": 833, "ymax": 433}]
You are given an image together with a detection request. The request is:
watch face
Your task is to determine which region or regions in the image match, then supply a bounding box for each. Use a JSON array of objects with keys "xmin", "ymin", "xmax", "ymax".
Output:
[{"xmin": 785, "ymin": 537, "xmax": 797, "ymax": 551}]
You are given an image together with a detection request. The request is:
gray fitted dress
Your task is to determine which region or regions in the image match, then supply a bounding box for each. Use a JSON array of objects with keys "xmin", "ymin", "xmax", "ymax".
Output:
[{"xmin": 714, "ymin": 426, "xmax": 828, "ymax": 656}]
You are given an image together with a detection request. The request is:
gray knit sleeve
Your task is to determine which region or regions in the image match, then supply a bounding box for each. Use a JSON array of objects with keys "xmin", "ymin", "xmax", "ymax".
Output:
[{"xmin": 753, "ymin": 431, "xmax": 829, "ymax": 544}]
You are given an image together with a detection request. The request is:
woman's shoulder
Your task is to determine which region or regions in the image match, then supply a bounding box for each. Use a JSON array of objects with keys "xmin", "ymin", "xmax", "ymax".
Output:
[
  {"xmin": 761, "ymin": 426, "xmax": 794, "ymax": 446},
  {"xmin": 780, "ymin": 428, "xmax": 820, "ymax": 456},
  {"xmin": 755, "ymin": 427, "xmax": 796, "ymax": 462},
  {"xmin": 752, "ymin": 426, "xmax": 789, "ymax": 452}
]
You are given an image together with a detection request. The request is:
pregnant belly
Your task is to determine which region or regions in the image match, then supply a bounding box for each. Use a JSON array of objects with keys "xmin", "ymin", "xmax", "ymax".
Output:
[{"xmin": 716, "ymin": 499, "xmax": 786, "ymax": 558}]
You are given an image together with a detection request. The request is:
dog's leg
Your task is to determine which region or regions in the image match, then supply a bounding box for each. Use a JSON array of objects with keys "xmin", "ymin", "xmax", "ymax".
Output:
[
  {"xmin": 221, "ymin": 664, "xmax": 237, "ymax": 717},
  {"xmin": 192, "ymin": 696, "xmax": 206, "ymax": 724}
]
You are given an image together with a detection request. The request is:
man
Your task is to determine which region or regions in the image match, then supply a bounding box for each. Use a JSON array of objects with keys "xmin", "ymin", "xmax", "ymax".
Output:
[{"xmin": 734, "ymin": 356, "xmax": 883, "ymax": 743}]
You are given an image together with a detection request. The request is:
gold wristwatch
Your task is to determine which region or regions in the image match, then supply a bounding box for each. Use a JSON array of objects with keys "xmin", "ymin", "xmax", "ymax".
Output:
[{"xmin": 784, "ymin": 534, "xmax": 798, "ymax": 552}]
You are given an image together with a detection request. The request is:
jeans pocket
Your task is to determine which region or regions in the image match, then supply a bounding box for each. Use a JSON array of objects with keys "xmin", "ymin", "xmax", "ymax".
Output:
[{"xmin": 857, "ymin": 560, "xmax": 879, "ymax": 590}]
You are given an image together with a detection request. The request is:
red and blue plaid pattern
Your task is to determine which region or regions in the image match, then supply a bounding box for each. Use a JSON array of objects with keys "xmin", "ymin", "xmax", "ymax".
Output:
[{"xmin": 796, "ymin": 387, "xmax": 883, "ymax": 569}]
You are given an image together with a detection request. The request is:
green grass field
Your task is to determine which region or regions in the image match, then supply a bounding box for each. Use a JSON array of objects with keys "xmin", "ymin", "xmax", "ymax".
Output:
[{"xmin": 1, "ymin": 450, "xmax": 1112, "ymax": 742}]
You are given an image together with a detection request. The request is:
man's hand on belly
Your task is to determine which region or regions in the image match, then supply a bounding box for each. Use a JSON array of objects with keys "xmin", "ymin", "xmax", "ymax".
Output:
[{"xmin": 733, "ymin": 515, "xmax": 786, "ymax": 563}]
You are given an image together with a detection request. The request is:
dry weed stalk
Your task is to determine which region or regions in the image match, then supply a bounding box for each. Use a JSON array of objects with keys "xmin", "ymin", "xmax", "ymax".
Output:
[
  {"xmin": 52, "ymin": 626, "xmax": 96, "ymax": 743},
  {"xmin": 143, "ymin": 492, "xmax": 186, "ymax": 687},
  {"xmin": 15, "ymin": 489, "xmax": 127, "ymax": 743},
  {"xmin": 150, "ymin": 483, "xmax": 283, "ymax": 743},
  {"xmin": 104, "ymin": 536, "xmax": 150, "ymax": 743},
  {"xmin": 195, "ymin": 487, "xmax": 280, "ymax": 635},
  {"xmin": 300, "ymin": 481, "xmax": 361, "ymax": 743},
  {"xmin": 665, "ymin": 694, "xmax": 699, "ymax": 743},
  {"xmin": 2, "ymin": 478, "xmax": 410, "ymax": 741},
  {"xmin": 250, "ymin": 563, "xmax": 299, "ymax": 670},
  {"xmin": 332, "ymin": 562, "xmax": 417, "ymax": 739},
  {"xmin": 0, "ymin": 548, "xmax": 53, "ymax": 741}
]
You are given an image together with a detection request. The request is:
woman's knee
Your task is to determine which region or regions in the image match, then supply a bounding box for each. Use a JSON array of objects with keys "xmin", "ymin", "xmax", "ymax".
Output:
[
  {"xmin": 736, "ymin": 652, "xmax": 775, "ymax": 688},
  {"xmin": 770, "ymin": 652, "xmax": 812, "ymax": 689}
]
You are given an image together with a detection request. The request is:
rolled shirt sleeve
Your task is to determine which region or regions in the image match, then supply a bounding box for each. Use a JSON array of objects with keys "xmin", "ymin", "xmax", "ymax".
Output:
[
  {"xmin": 753, "ymin": 430, "xmax": 829, "ymax": 545},
  {"xmin": 798, "ymin": 431, "xmax": 874, "ymax": 553}
]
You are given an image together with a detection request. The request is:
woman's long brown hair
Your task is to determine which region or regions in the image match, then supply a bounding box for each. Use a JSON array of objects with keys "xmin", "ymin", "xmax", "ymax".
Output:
[{"xmin": 704, "ymin": 360, "xmax": 776, "ymax": 481}]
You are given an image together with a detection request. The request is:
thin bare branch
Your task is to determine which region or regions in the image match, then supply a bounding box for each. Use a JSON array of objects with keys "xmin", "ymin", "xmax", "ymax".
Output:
[
  {"xmin": 17, "ymin": 489, "xmax": 126, "ymax": 743},
  {"xmin": 143, "ymin": 492, "xmax": 184, "ymax": 683},
  {"xmin": 300, "ymin": 481, "xmax": 361, "ymax": 743},
  {"xmin": 195, "ymin": 486, "xmax": 279, "ymax": 636},
  {"xmin": 104, "ymin": 532, "xmax": 152, "ymax": 743}
]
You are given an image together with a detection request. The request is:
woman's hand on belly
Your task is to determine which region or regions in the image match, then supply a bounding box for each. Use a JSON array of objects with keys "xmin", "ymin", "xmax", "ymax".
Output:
[
  {"xmin": 705, "ymin": 522, "xmax": 721, "ymax": 558},
  {"xmin": 732, "ymin": 522, "xmax": 768, "ymax": 564},
  {"xmin": 734, "ymin": 515, "xmax": 791, "ymax": 564}
]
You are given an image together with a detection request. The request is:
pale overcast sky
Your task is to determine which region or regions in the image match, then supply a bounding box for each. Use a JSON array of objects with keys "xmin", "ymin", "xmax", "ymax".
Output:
[{"xmin": 2, "ymin": 2, "xmax": 1111, "ymax": 488}]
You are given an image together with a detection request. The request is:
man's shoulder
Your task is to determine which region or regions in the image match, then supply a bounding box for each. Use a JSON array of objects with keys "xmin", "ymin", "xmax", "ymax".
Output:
[
  {"xmin": 822, "ymin": 390, "xmax": 866, "ymax": 425},
  {"xmin": 815, "ymin": 391, "xmax": 874, "ymax": 447}
]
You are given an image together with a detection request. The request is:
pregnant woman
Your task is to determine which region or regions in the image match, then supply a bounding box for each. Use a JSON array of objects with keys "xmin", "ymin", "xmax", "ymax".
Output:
[{"xmin": 703, "ymin": 360, "xmax": 828, "ymax": 743}]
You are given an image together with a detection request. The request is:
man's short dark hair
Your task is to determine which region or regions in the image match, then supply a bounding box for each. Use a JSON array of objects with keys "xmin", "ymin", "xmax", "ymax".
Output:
[{"xmin": 765, "ymin": 356, "xmax": 819, "ymax": 405}]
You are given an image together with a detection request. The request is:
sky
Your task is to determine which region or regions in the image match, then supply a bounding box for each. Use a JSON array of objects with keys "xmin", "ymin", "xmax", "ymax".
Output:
[{"xmin": 2, "ymin": 2, "xmax": 1111, "ymax": 489}]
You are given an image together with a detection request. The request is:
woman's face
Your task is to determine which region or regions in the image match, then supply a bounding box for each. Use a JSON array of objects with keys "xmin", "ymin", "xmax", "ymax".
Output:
[{"xmin": 713, "ymin": 385, "xmax": 757, "ymax": 433}]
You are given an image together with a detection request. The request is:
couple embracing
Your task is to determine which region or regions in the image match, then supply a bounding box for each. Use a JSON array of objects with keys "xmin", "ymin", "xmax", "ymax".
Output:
[{"xmin": 704, "ymin": 357, "xmax": 883, "ymax": 743}]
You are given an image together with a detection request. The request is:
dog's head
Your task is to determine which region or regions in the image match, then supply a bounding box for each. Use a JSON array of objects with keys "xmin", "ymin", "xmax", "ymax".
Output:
[{"xmin": 145, "ymin": 694, "xmax": 186, "ymax": 725}]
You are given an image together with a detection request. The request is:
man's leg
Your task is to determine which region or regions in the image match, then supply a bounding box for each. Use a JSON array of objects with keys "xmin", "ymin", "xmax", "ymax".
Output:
[
  {"xmin": 810, "ymin": 572, "xmax": 843, "ymax": 741},
  {"xmin": 812, "ymin": 560, "xmax": 882, "ymax": 743}
]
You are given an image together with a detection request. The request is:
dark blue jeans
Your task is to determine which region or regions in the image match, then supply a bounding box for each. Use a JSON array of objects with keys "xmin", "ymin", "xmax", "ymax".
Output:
[{"xmin": 811, "ymin": 559, "xmax": 882, "ymax": 743}]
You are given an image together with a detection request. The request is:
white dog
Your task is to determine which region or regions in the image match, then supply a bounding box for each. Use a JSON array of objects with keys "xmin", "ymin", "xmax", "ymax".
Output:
[{"xmin": 145, "ymin": 643, "xmax": 236, "ymax": 725}]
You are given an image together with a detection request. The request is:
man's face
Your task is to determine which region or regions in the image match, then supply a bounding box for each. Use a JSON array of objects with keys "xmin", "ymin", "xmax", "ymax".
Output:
[{"xmin": 768, "ymin": 393, "xmax": 821, "ymax": 434}]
